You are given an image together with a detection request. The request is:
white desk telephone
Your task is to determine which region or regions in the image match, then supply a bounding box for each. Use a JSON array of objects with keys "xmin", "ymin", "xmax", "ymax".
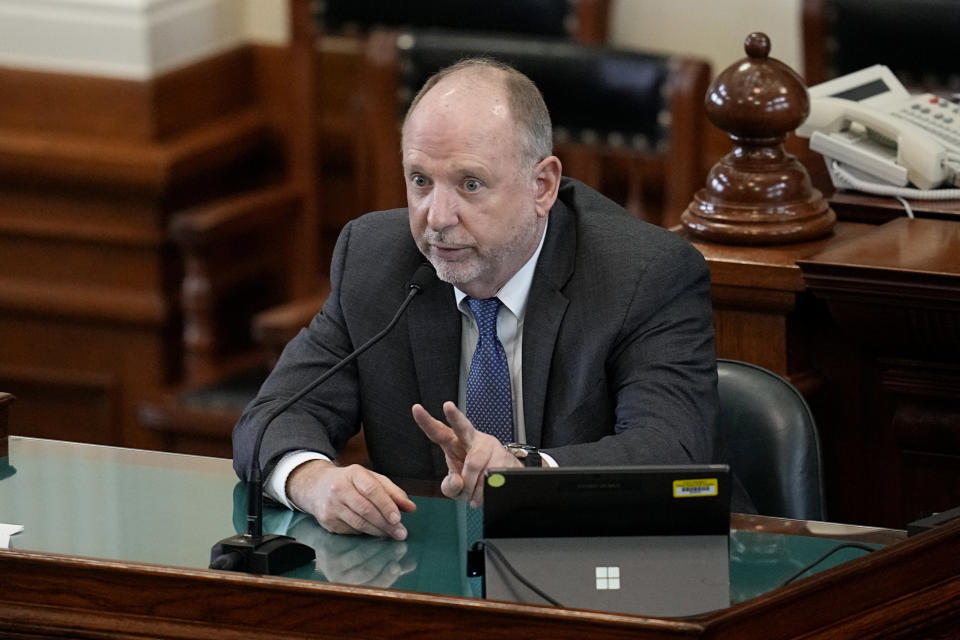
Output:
[{"xmin": 796, "ymin": 64, "xmax": 960, "ymax": 198}]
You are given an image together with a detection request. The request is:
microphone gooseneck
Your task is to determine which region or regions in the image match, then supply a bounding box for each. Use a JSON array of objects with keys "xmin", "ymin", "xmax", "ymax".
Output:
[
  {"xmin": 247, "ymin": 263, "xmax": 436, "ymax": 537},
  {"xmin": 210, "ymin": 264, "xmax": 436, "ymax": 574}
]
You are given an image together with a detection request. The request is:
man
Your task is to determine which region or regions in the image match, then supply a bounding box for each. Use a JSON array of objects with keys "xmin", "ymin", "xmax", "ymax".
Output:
[{"xmin": 233, "ymin": 59, "xmax": 719, "ymax": 541}]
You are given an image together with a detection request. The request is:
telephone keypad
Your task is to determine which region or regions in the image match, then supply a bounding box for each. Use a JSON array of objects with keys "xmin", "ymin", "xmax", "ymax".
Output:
[{"xmin": 893, "ymin": 94, "xmax": 960, "ymax": 151}]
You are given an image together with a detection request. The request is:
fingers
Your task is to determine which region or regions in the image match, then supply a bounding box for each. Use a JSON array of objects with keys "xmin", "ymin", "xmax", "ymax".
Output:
[
  {"xmin": 372, "ymin": 469, "xmax": 418, "ymax": 513},
  {"xmin": 313, "ymin": 533, "xmax": 417, "ymax": 588},
  {"xmin": 412, "ymin": 403, "xmax": 458, "ymax": 447},
  {"xmin": 457, "ymin": 437, "xmax": 523, "ymax": 507},
  {"xmin": 339, "ymin": 542, "xmax": 417, "ymax": 588},
  {"xmin": 440, "ymin": 403, "xmax": 519, "ymax": 506},
  {"xmin": 458, "ymin": 442, "xmax": 501, "ymax": 507},
  {"xmin": 291, "ymin": 462, "xmax": 416, "ymax": 540},
  {"xmin": 439, "ymin": 472, "xmax": 464, "ymax": 499},
  {"xmin": 413, "ymin": 402, "xmax": 527, "ymax": 507},
  {"xmin": 337, "ymin": 468, "xmax": 414, "ymax": 539},
  {"xmin": 325, "ymin": 539, "xmax": 417, "ymax": 587},
  {"xmin": 416, "ymin": 402, "xmax": 522, "ymax": 507},
  {"xmin": 441, "ymin": 401, "xmax": 477, "ymax": 448},
  {"xmin": 417, "ymin": 402, "xmax": 473, "ymax": 501}
]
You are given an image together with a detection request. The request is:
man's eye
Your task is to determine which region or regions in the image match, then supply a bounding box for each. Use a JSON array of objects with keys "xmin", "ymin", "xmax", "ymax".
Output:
[
  {"xmin": 411, "ymin": 175, "xmax": 427, "ymax": 187},
  {"xmin": 463, "ymin": 179, "xmax": 481, "ymax": 192}
]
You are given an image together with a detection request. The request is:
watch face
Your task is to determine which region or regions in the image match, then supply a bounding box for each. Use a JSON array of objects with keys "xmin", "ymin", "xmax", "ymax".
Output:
[{"xmin": 505, "ymin": 444, "xmax": 540, "ymax": 466}]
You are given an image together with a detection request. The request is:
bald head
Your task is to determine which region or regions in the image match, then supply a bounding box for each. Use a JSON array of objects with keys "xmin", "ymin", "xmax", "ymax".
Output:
[{"xmin": 402, "ymin": 59, "xmax": 553, "ymax": 171}]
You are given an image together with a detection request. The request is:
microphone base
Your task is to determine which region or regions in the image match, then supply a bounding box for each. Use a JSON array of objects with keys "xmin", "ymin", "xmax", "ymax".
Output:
[{"xmin": 210, "ymin": 533, "xmax": 316, "ymax": 575}]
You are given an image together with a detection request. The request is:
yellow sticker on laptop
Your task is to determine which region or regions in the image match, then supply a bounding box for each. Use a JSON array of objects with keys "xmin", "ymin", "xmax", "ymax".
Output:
[{"xmin": 673, "ymin": 478, "xmax": 718, "ymax": 498}]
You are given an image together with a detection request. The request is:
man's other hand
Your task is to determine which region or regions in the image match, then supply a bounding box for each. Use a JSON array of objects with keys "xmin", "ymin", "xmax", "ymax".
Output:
[
  {"xmin": 286, "ymin": 459, "xmax": 416, "ymax": 540},
  {"xmin": 412, "ymin": 401, "xmax": 520, "ymax": 507}
]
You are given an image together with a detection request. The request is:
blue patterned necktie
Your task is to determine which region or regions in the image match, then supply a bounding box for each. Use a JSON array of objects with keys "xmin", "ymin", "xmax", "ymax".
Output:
[{"xmin": 465, "ymin": 297, "xmax": 514, "ymax": 443}]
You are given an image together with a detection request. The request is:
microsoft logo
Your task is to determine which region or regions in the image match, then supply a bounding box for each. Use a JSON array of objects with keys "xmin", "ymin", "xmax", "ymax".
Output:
[{"xmin": 595, "ymin": 566, "xmax": 620, "ymax": 590}]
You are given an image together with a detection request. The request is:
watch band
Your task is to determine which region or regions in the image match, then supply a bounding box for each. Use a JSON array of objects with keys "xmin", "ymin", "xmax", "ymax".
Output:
[{"xmin": 505, "ymin": 443, "xmax": 542, "ymax": 467}]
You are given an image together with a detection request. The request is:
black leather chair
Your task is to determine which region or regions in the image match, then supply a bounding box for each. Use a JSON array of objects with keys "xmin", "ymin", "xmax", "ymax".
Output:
[
  {"xmin": 716, "ymin": 359, "xmax": 827, "ymax": 521},
  {"xmin": 302, "ymin": 0, "xmax": 611, "ymax": 239},
  {"xmin": 315, "ymin": 0, "xmax": 609, "ymax": 43},
  {"xmin": 361, "ymin": 30, "xmax": 710, "ymax": 226},
  {"xmin": 803, "ymin": 0, "xmax": 960, "ymax": 95}
]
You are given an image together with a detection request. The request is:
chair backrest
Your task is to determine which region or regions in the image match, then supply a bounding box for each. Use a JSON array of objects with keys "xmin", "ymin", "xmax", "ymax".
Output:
[
  {"xmin": 316, "ymin": 0, "xmax": 610, "ymax": 44},
  {"xmin": 285, "ymin": 0, "xmax": 611, "ymax": 257},
  {"xmin": 360, "ymin": 29, "xmax": 710, "ymax": 226},
  {"xmin": 803, "ymin": 0, "xmax": 960, "ymax": 94},
  {"xmin": 716, "ymin": 359, "xmax": 827, "ymax": 521}
]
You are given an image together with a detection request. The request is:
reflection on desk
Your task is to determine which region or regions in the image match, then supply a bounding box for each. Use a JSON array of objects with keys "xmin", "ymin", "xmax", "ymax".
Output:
[
  {"xmin": 0, "ymin": 436, "xmax": 903, "ymax": 608},
  {"xmin": 2, "ymin": 437, "xmax": 959, "ymax": 640}
]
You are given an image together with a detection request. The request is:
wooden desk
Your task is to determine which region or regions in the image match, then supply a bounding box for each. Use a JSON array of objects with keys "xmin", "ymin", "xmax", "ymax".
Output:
[
  {"xmin": 693, "ymin": 211, "xmax": 960, "ymax": 528},
  {"xmin": 2, "ymin": 523, "xmax": 957, "ymax": 640},
  {"xmin": 691, "ymin": 221, "xmax": 871, "ymax": 394},
  {"xmin": 798, "ymin": 217, "xmax": 960, "ymax": 529},
  {"xmin": 1, "ymin": 437, "xmax": 959, "ymax": 639},
  {"xmin": 828, "ymin": 191, "xmax": 960, "ymax": 224}
]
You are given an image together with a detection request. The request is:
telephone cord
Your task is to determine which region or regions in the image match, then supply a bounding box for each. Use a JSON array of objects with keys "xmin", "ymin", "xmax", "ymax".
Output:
[{"xmin": 828, "ymin": 160, "xmax": 960, "ymax": 200}]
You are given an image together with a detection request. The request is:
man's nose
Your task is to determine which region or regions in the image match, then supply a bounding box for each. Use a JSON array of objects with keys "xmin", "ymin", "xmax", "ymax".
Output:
[{"xmin": 426, "ymin": 186, "xmax": 458, "ymax": 231}]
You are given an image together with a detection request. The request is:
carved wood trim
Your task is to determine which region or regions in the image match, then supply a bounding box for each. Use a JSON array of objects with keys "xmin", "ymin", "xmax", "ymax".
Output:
[
  {"xmin": 0, "ymin": 42, "xmax": 294, "ymax": 452},
  {"xmin": 0, "ymin": 47, "xmax": 258, "ymax": 142},
  {"xmin": 0, "ymin": 277, "xmax": 168, "ymax": 325},
  {"xmin": 0, "ymin": 107, "xmax": 272, "ymax": 194}
]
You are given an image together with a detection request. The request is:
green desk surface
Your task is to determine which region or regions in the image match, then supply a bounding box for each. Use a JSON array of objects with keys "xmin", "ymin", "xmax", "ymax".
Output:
[{"xmin": 0, "ymin": 437, "xmax": 905, "ymax": 610}]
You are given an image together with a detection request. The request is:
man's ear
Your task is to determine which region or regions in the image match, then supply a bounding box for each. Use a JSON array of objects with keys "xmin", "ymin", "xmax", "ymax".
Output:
[{"xmin": 533, "ymin": 155, "xmax": 562, "ymax": 217}]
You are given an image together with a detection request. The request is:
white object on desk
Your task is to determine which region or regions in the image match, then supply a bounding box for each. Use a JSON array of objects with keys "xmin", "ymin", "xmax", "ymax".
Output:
[{"xmin": 0, "ymin": 523, "xmax": 23, "ymax": 549}]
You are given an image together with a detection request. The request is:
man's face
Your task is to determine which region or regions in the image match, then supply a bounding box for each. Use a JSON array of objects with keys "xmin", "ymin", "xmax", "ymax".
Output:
[{"xmin": 402, "ymin": 74, "xmax": 549, "ymax": 300}]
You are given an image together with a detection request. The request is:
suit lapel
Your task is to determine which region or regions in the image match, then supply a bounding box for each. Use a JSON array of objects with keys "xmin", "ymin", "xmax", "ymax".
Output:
[
  {"xmin": 522, "ymin": 199, "xmax": 576, "ymax": 446},
  {"xmin": 408, "ymin": 276, "xmax": 460, "ymax": 474}
]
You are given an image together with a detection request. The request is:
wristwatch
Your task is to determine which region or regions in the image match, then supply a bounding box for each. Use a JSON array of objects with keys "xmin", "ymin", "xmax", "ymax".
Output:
[{"xmin": 505, "ymin": 443, "xmax": 542, "ymax": 467}]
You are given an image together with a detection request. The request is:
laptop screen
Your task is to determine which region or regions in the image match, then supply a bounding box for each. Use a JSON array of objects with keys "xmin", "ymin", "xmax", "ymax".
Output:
[{"xmin": 483, "ymin": 464, "xmax": 731, "ymax": 539}]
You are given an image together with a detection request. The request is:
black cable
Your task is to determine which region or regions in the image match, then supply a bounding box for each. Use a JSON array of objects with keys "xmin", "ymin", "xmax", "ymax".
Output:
[
  {"xmin": 781, "ymin": 542, "xmax": 876, "ymax": 586},
  {"xmin": 473, "ymin": 541, "xmax": 562, "ymax": 607}
]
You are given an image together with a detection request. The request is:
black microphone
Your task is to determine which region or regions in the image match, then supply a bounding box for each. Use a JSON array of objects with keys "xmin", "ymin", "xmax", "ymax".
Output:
[{"xmin": 210, "ymin": 264, "xmax": 437, "ymax": 574}]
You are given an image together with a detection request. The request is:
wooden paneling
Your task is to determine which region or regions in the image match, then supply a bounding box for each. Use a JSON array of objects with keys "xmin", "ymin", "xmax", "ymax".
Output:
[
  {"xmin": 0, "ymin": 365, "xmax": 116, "ymax": 444},
  {"xmin": 0, "ymin": 313, "xmax": 169, "ymax": 449},
  {"xmin": 0, "ymin": 45, "xmax": 294, "ymax": 452},
  {"xmin": 0, "ymin": 48, "xmax": 257, "ymax": 142},
  {"xmin": 697, "ymin": 214, "xmax": 960, "ymax": 529},
  {"xmin": 692, "ymin": 222, "xmax": 871, "ymax": 388},
  {"xmin": 798, "ymin": 217, "xmax": 960, "ymax": 527}
]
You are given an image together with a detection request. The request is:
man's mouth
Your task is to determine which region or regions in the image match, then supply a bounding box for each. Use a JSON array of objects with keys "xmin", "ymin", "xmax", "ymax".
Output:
[{"xmin": 430, "ymin": 244, "xmax": 468, "ymax": 259}]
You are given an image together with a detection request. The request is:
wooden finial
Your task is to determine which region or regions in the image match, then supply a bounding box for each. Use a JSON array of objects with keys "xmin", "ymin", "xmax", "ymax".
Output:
[{"xmin": 681, "ymin": 32, "xmax": 835, "ymax": 244}]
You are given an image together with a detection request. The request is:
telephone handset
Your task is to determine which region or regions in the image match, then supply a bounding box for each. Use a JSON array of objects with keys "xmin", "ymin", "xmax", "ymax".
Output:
[{"xmin": 796, "ymin": 65, "xmax": 960, "ymax": 196}]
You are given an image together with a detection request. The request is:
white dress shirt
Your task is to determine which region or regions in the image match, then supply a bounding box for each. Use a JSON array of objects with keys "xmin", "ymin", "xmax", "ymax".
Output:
[{"xmin": 267, "ymin": 220, "xmax": 554, "ymax": 509}]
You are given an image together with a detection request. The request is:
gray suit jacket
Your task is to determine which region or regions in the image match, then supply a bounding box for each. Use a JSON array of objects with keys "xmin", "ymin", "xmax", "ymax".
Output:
[{"xmin": 233, "ymin": 178, "xmax": 719, "ymax": 483}]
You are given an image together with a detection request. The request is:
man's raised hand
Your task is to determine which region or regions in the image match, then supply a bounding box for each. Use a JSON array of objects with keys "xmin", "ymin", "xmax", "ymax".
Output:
[{"xmin": 412, "ymin": 401, "xmax": 519, "ymax": 507}]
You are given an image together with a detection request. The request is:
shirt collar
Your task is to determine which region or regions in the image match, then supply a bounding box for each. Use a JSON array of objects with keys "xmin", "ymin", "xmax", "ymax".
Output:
[{"xmin": 454, "ymin": 218, "xmax": 549, "ymax": 319}]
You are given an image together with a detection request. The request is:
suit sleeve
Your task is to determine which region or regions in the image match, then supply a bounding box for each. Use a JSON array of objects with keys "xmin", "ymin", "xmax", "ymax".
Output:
[
  {"xmin": 232, "ymin": 221, "xmax": 362, "ymax": 482},
  {"xmin": 544, "ymin": 239, "xmax": 718, "ymax": 467}
]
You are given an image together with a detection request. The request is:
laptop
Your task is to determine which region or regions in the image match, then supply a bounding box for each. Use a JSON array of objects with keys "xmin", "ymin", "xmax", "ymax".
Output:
[{"xmin": 479, "ymin": 465, "xmax": 731, "ymax": 618}]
